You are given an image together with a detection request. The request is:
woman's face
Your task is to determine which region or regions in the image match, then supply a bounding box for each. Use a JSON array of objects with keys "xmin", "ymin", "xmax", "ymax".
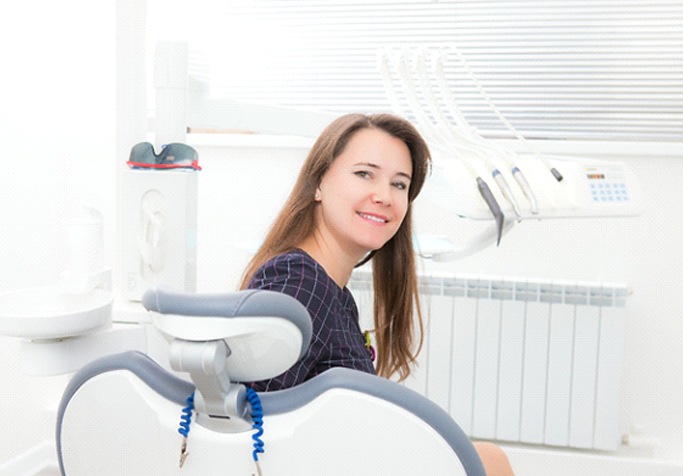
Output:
[{"xmin": 314, "ymin": 127, "xmax": 413, "ymax": 258}]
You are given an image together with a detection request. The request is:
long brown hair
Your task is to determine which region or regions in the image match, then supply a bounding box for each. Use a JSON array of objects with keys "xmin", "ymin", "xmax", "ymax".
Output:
[{"xmin": 240, "ymin": 113, "xmax": 431, "ymax": 381}]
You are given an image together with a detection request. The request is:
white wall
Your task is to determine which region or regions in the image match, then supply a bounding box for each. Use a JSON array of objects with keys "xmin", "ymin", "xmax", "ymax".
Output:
[{"xmin": 0, "ymin": 0, "xmax": 116, "ymax": 466}]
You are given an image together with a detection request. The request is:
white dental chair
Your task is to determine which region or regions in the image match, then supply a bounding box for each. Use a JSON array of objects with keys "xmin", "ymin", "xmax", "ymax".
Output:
[{"xmin": 56, "ymin": 288, "xmax": 486, "ymax": 475}]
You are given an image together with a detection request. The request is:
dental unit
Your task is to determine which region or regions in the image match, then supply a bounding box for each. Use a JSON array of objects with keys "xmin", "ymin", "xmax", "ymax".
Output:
[{"xmin": 379, "ymin": 47, "xmax": 641, "ymax": 256}]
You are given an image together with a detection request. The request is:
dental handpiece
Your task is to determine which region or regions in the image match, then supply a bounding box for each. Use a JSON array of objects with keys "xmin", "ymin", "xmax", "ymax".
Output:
[
  {"xmin": 476, "ymin": 177, "xmax": 505, "ymax": 246},
  {"xmin": 511, "ymin": 166, "xmax": 539, "ymax": 214},
  {"xmin": 492, "ymin": 169, "xmax": 522, "ymax": 220}
]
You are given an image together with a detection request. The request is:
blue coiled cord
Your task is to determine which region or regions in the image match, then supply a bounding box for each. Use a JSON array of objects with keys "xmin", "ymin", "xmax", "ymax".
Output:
[
  {"xmin": 176, "ymin": 388, "xmax": 264, "ymax": 472},
  {"xmin": 178, "ymin": 392, "xmax": 194, "ymax": 438},
  {"xmin": 245, "ymin": 387, "xmax": 265, "ymax": 462}
]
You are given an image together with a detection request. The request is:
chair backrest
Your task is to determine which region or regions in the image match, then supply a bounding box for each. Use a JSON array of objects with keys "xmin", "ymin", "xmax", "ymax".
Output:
[{"xmin": 57, "ymin": 351, "xmax": 486, "ymax": 475}]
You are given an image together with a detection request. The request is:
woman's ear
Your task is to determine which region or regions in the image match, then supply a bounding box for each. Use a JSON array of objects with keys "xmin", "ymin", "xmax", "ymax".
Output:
[{"xmin": 314, "ymin": 187, "xmax": 322, "ymax": 202}]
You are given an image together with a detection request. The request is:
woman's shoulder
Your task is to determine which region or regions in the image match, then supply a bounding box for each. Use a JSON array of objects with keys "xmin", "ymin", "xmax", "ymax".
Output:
[
  {"xmin": 259, "ymin": 249, "xmax": 320, "ymax": 275},
  {"xmin": 250, "ymin": 249, "xmax": 331, "ymax": 289},
  {"xmin": 249, "ymin": 249, "xmax": 351, "ymax": 315}
]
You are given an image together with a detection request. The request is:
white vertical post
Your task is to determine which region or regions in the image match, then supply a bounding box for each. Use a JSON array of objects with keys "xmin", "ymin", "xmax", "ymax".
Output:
[
  {"xmin": 154, "ymin": 41, "xmax": 189, "ymax": 148},
  {"xmin": 116, "ymin": 0, "xmax": 148, "ymax": 302}
]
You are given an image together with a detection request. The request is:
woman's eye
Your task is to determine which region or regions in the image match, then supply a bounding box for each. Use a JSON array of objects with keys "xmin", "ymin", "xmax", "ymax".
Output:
[
  {"xmin": 355, "ymin": 170, "xmax": 371, "ymax": 179},
  {"xmin": 393, "ymin": 181, "xmax": 408, "ymax": 191}
]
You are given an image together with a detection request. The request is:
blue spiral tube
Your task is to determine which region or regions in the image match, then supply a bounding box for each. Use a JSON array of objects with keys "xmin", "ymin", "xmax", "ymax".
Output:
[
  {"xmin": 178, "ymin": 392, "xmax": 195, "ymax": 438},
  {"xmin": 245, "ymin": 387, "xmax": 265, "ymax": 462}
]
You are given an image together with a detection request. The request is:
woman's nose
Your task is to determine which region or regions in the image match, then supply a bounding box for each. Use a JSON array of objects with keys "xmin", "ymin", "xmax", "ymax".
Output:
[{"xmin": 371, "ymin": 184, "xmax": 392, "ymax": 205}]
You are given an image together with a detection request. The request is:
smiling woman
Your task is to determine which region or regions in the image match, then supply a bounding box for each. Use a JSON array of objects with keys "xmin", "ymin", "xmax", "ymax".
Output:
[
  {"xmin": 236, "ymin": 112, "xmax": 515, "ymax": 475},
  {"xmin": 240, "ymin": 113, "xmax": 431, "ymax": 385}
]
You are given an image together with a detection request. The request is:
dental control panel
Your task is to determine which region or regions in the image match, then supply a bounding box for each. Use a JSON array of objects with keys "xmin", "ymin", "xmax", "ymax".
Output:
[
  {"xmin": 584, "ymin": 164, "xmax": 631, "ymax": 204},
  {"xmin": 427, "ymin": 155, "xmax": 642, "ymax": 220},
  {"xmin": 571, "ymin": 160, "xmax": 641, "ymax": 217}
]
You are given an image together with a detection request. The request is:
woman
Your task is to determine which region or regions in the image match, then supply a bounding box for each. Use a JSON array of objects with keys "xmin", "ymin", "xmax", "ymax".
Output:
[{"xmin": 240, "ymin": 113, "xmax": 514, "ymax": 475}]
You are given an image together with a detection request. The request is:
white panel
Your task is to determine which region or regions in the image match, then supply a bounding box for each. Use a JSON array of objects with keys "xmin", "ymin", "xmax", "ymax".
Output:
[
  {"xmin": 496, "ymin": 299, "xmax": 526, "ymax": 442},
  {"xmin": 544, "ymin": 303, "xmax": 575, "ymax": 447},
  {"xmin": 471, "ymin": 299, "xmax": 501, "ymax": 439},
  {"xmin": 425, "ymin": 294, "xmax": 455, "ymax": 412},
  {"xmin": 520, "ymin": 301, "xmax": 550, "ymax": 444},
  {"xmin": 403, "ymin": 293, "xmax": 429, "ymax": 395},
  {"xmin": 349, "ymin": 278, "xmax": 374, "ymax": 331},
  {"xmin": 593, "ymin": 306, "xmax": 626, "ymax": 450},
  {"xmin": 120, "ymin": 170, "xmax": 198, "ymax": 301},
  {"xmin": 569, "ymin": 305, "xmax": 601, "ymax": 449},
  {"xmin": 449, "ymin": 295, "xmax": 478, "ymax": 435}
]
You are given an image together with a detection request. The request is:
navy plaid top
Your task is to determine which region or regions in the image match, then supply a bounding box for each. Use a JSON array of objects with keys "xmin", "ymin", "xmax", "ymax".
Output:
[{"xmin": 247, "ymin": 249, "xmax": 376, "ymax": 391}]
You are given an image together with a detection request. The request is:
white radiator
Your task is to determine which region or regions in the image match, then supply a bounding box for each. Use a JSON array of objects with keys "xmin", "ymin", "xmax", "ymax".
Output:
[{"xmin": 350, "ymin": 271, "xmax": 629, "ymax": 451}]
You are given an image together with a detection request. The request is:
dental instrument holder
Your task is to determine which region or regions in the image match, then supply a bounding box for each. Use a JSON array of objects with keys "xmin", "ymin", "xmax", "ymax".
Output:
[{"xmin": 380, "ymin": 47, "xmax": 642, "ymax": 258}]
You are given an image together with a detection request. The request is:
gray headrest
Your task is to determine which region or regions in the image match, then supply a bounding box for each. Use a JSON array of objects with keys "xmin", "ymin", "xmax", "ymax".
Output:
[{"xmin": 142, "ymin": 288, "xmax": 313, "ymax": 358}]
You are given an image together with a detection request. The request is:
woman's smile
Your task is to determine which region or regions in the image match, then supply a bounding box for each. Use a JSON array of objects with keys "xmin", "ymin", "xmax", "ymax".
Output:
[{"xmin": 356, "ymin": 211, "xmax": 389, "ymax": 224}]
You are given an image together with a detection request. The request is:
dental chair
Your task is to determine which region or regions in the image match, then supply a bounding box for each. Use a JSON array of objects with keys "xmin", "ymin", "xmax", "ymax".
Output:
[{"xmin": 56, "ymin": 288, "xmax": 486, "ymax": 475}]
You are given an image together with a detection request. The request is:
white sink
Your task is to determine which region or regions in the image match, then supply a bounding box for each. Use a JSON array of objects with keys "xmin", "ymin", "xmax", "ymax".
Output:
[{"xmin": 0, "ymin": 286, "xmax": 113, "ymax": 340}]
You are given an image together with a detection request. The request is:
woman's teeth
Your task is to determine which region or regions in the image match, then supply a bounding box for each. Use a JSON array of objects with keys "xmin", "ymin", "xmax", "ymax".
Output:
[{"xmin": 358, "ymin": 212, "xmax": 387, "ymax": 223}]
